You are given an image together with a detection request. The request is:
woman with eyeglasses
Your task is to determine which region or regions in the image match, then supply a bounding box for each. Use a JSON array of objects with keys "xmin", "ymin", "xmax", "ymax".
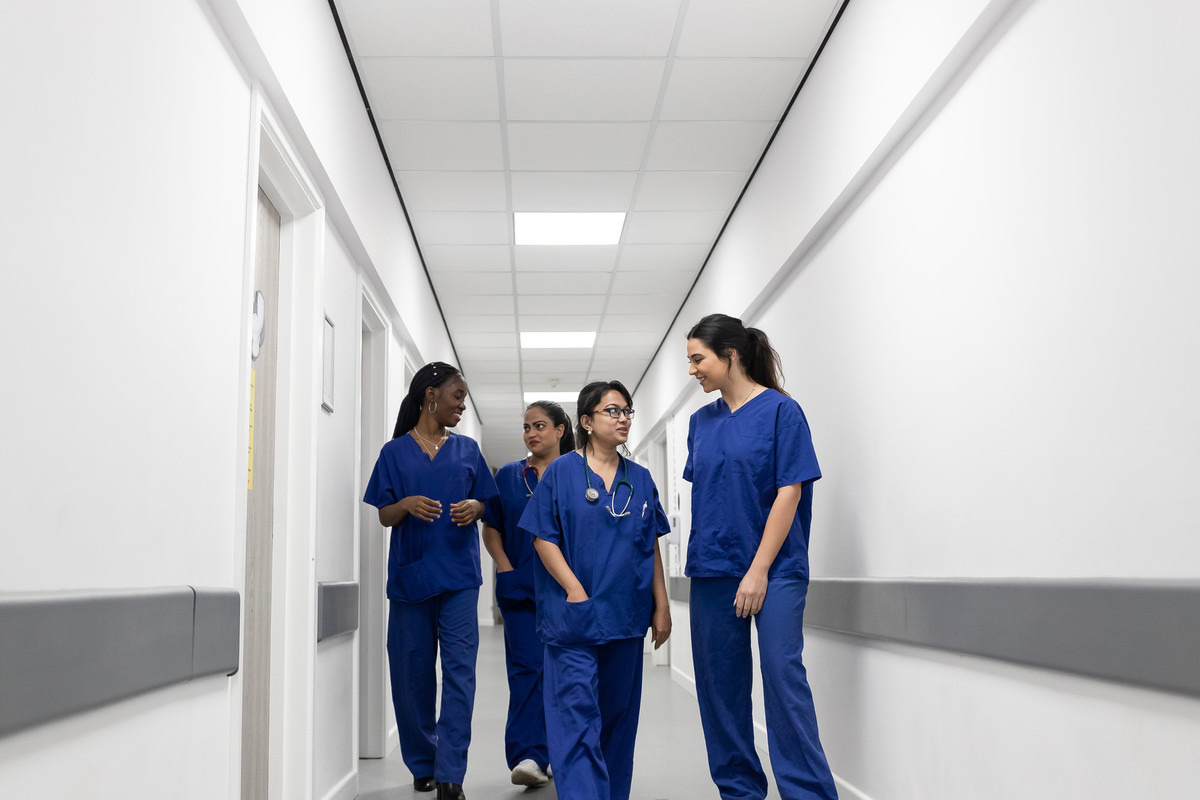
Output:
[
  {"xmin": 363, "ymin": 362, "xmax": 499, "ymax": 800},
  {"xmin": 517, "ymin": 380, "xmax": 671, "ymax": 800},
  {"xmin": 684, "ymin": 314, "xmax": 838, "ymax": 800},
  {"xmin": 480, "ymin": 400, "xmax": 574, "ymax": 788}
]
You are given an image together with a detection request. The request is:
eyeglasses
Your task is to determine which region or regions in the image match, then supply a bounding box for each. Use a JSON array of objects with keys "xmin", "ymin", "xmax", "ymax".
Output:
[{"xmin": 594, "ymin": 406, "xmax": 635, "ymax": 420}]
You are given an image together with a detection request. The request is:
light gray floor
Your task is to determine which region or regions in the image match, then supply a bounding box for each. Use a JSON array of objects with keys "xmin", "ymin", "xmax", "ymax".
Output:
[{"xmin": 357, "ymin": 624, "xmax": 783, "ymax": 800}]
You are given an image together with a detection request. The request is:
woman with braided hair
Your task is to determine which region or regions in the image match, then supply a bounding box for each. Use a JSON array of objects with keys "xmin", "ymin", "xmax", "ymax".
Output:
[{"xmin": 363, "ymin": 362, "xmax": 499, "ymax": 800}]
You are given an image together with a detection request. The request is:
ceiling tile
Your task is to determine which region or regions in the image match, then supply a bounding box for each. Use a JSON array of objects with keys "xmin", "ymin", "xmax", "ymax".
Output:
[
  {"xmin": 660, "ymin": 59, "xmax": 805, "ymax": 121},
  {"xmin": 508, "ymin": 123, "xmax": 651, "ymax": 170},
  {"xmin": 360, "ymin": 58, "xmax": 499, "ymax": 120},
  {"xmin": 596, "ymin": 330, "xmax": 663, "ymax": 348},
  {"xmin": 378, "ymin": 121, "xmax": 504, "ymax": 170},
  {"xmin": 442, "ymin": 294, "xmax": 514, "ymax": 315},
  {"xmin": 511, "ymin": 172, "xmax": 638, "ymax": 211},
  {"xmin": 423, "ymin": 244, "xmax": 511, "ymax": 271},
  {"xmin": 399, "ymin": 172, "xmax": 508, "ymax": 211},
  {"xmin": 617, "ymin": 243, "xmax": 710, "ymax": 271},
  {"xmin": 516, "ymin": 271, "xmax": 611, "ymax": 295},
  {"xmin": 514, "ymin": 246, "xmax": 618, "ymax": 271},
  {"xmin": 432, "ymin": 271, "xmax": 514, "ymax": 296},
  {"xmin": 505, "ymin": 60, "xmax": 665, "ymax": 121},
  {"xmin": 594, "ymin": 342, "xmax": 658, "ymax": 360},
  {"xmin": 517, "ymin": 314, "xmax": 602, "ymax": 331},
  {"xmin": 410, "ymin": 211, "xmax": 510, "ymax": 244},
  {"xmin": 623, "ymin": 210, "xmax": 727, "ymax": 244},
  {"xmin": 675, "ymin": 0, "xmax": 838, "ymax": 58},
  {"xmin": 455, "ymin": 330, "xmax": 519, "ymax": 348},
  {"xmin": 517, "ymin": 294, "xmax": 606, "ymax": 315},
  {"xmin": 443, "ymin": 313, "xmax": 517, "ymax": 333},
  {"xmin": 522, "ymin": 368, "xmax": 590, "ymax": 384},
  {"xmin": 600, "ymin": 311, "xmax": 676, "ymax": 332},
  {"xmin": 338, "ymin": 0, "xmax": 495, "ymax": 57},
  {"xmin": 611, "ymin": 270, "xmax": 694, "ymax": 294},
  {"xmin": 645, "ymin": 121, "xmax": 776, "ymax": 171},
  {"xmin": 633, "ymin": 171, "xmax": 746, "ymax": 211},
  {"xmin": 498, "ymin": 0, "xmax": 681, "ymax": 57},
  {"xmin": 605, "ymin": 293, "xmax": 686, "ymax": 315}
]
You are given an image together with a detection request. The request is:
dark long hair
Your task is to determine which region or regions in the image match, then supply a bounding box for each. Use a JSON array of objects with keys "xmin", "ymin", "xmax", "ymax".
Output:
[
  {"xmin": 392, "ymin": 361, "xmax": 462, "ymax": 438},
  {"xmin": 686, "ymin": 313, "xmax": 786, "ymax": 395},
  {"xmin": 526, "ymin": 400, "xmax": 575, "ymax": 455},
  {"xmin": 575, "ymin": 380, "xmax": 633, "ymax": 454}
]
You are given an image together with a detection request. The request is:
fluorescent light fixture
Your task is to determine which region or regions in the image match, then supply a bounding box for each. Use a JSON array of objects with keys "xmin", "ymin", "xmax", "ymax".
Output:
[
  {"xmin": 524, "ymin": 391, "xmax": 580, "ymax": 404},
  {"xmin": 520, "ymin": 331, "xmax": 596, "ymax": 349},
  {"xmin": 514, "ymin": 212, "xmax": 625, "ymax": 246}
]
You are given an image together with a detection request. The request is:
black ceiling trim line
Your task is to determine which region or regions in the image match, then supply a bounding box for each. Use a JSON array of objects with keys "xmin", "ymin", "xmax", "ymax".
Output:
[
  {"xmin": 325, "ymin": 1, "xmax": 482, "ymax": 422},
  {"xmin": 634, "ymin": 0, "xmax": 853, "ymax": 396}
]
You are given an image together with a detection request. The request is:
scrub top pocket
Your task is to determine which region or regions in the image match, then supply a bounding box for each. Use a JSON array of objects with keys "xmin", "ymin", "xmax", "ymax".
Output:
[{"xmin": 541, "ymin": 597, "xmax": 599, "ymax": 646}]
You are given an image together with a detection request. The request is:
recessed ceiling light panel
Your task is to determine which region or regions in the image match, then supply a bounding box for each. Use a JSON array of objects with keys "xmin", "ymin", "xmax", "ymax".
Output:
[
  {"xmin": 523, "ymin": 391, "xmax": 580, "ymax": 404},
  {"xmin": 520, "ymin": 331, "xmax": 596, "ymax": 349},
  {"xmin": 514, "ymin": 212, "xmax": 625, "ymax": 246}
]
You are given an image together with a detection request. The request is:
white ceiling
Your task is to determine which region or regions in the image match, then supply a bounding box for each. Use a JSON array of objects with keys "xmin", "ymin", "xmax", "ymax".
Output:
[{"xmin": 332, "ymin": 0, "xmax": 844, "ymax": 464}]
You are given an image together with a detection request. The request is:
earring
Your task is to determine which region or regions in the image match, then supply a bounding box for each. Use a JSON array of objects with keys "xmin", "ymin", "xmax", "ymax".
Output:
[{"xmin": 428, "ymin": 401, "xmax": 438, "ymax": 414}]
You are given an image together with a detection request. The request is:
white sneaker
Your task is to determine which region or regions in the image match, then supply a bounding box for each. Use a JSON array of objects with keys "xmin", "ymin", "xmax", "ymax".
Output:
[{"xmin": 511, "ymin": 759, "xmax": 549, "ymax": 787}]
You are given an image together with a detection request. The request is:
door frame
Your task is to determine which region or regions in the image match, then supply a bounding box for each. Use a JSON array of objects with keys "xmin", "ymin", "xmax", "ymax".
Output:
[
  {"xmin": 356, "ymin": 283, "xmax": 391, "ymax": 758},
  {"xmin": 233, "ymin": 86, "xmax": 326, "ymax": 800}
]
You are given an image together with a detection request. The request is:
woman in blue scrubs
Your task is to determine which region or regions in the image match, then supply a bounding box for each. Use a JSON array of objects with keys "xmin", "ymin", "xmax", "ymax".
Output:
[
  {"xmin": 684, "ymin": 314, "xmax": 838, "ymax": 800},
  {"xmin": 363, "ymin": 362, "xmax": 499, "ymax": 800},
  {"xmin": 518, "ymin": 380, "xmax": 671, "ymax": 800},
  {"xmin": 480, "ymin": 400, "xmax": 574, "ymax": 787}
]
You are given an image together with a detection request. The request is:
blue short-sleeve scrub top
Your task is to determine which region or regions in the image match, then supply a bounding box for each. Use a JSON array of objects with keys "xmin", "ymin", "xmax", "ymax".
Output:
[
  {"xmin": 683, "ymin": 389, "xmax": 821, "ymax": 579},
  {"xmin": 491, "ymin": 458, "xmax": 542, "ymax": 606},
  {"xmin": 363, "ymin": 433, "xmax": 500, "ymax": 603},
  {"xmin": 518, "ymin": 452, "xmax": 671, "ymax": 647}
]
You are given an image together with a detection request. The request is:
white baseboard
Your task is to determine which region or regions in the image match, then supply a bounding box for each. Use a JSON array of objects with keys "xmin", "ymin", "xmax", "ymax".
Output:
[
  {"xmin": 669, "ymin": 663, "xmax": 697, "ymax": 696},
  {"xmin": 319, "ymin": 770, "xmax": 357, "ymax": 800}
]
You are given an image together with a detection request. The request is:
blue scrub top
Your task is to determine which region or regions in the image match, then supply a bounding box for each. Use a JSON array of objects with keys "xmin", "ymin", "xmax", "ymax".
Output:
[
  {"xmin": 518, "ymin": 451, "xmax": 670, "ymax": 647},
  {"xmin": 683, "ymin": 389, "xmax": 821, "ymax": 579},
  {"xmin": 363, "ymin": 432, "xmax": 500, "ymax": 603},
  {"xmin": 491, "ymin": 458, "xmax": 541, "ymax": 605}
]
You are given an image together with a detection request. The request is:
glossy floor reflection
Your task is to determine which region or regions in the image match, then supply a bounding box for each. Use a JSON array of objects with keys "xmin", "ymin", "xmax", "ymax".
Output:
[{"xmin": 357, "ymin": 623, "xmax": 783, "ymax": 800}]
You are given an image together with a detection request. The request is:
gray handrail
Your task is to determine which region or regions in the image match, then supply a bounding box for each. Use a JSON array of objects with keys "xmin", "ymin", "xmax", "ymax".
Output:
[{"xmin": 0, "ymin": 587, "xmax": 240, "ymax": 738}]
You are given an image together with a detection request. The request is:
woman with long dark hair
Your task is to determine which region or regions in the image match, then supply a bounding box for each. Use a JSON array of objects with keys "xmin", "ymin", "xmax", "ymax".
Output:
[
  {"xmin": 683, "ymin": 314, "xmax": 838, "ymax": 800},
  {"xmin": 518, "ymin": 381, "xmax": 671, "ymax": 800},
  {"xmin": 481, "ymin": 400, "xmax": 574, "ymax": 787},
  {"xmin": 363, "ymin": 362, "xmax": 499, "ymax": 800}
]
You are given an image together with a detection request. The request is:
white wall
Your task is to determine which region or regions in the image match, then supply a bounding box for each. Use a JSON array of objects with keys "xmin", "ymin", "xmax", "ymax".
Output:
[
  {"xmin": 0, "ymin": 1, "xmax": 250, "ymax": 796},
  {"xmin": 632, "ymin": 0, "xmax": 1200, "ymax": 797},
  {"xmin": 0, "ymin": 0, "xmax": 468, "ymax": 798}
]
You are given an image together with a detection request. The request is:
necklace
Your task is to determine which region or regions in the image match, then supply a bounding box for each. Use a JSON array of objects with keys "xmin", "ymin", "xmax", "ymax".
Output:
[
  {"xmin": 412, "ymin": 429, "xmax": 451, "ymax": 453},
  {"xmin": 731, "ymin": 384, "xmax": 758, "ymax": 413}
]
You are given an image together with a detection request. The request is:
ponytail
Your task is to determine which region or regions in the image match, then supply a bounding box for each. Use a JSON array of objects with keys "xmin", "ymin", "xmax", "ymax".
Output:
[
  {"xmin": 526, "ymin": 399, "xmax": 576, "ymax": 455},
  {"xmin": 392, "ymin": 361, "xmax": 462, "ymax": 439},
  {"xmin": 686, "ymin": 313, "xmax": 786, "ymax": 395}
]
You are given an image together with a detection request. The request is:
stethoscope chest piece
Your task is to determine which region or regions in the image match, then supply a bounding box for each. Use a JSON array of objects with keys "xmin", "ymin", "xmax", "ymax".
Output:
[{"xmin": 585, "ymin": 487, "xmax": 600, "ymax": 503}]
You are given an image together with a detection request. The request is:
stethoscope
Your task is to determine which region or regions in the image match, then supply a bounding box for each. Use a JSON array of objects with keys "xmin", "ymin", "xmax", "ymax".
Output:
[
  {"xmin": 582, "ymin": 449, "xmax": 634, "ymax": 518},
  {"xmin": 520, "ymin": 460, "xmax": 539, "ymax": 498}
]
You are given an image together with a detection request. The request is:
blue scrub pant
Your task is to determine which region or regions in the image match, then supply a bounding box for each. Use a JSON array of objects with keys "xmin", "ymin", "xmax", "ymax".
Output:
[
  {"xmin": 544, "ymin": 637, "xmax": 644, "ymax": 800},
  {"xmin": 690, "ymin": 576, "xmax": 838, "ymax": 800},
  {"xmin": 387, "ymin": 588, "xmax": 479, "ymax": 784},
  {"xmin": 498, "ymin": 599, "xmax": 548, "ymax": 770}
]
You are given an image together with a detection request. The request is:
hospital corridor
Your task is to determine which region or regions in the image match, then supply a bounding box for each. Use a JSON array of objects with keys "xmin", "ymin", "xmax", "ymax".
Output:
[{"xmin": 2, "ymin": 1, "xmax": 1199, "ymax": 799}]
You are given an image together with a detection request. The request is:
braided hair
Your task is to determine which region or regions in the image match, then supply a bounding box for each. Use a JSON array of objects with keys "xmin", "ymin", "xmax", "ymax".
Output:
[{"xmin": 392, "ymin": 361, "xmax": 462, "ymax": 439}]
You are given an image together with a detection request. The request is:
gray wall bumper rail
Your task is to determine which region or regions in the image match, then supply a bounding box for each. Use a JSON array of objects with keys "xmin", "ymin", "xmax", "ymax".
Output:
[
  {"xmin": 805, "ymin": 578, "xmax": 1200, "ymax": 698},
  {"xmin": 0, "ymin": 586, "xmax": 240, "ymax": 738},
  {"xmin": 317, "ymin": 581, "xmax": 359, "ymax": 642}
]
